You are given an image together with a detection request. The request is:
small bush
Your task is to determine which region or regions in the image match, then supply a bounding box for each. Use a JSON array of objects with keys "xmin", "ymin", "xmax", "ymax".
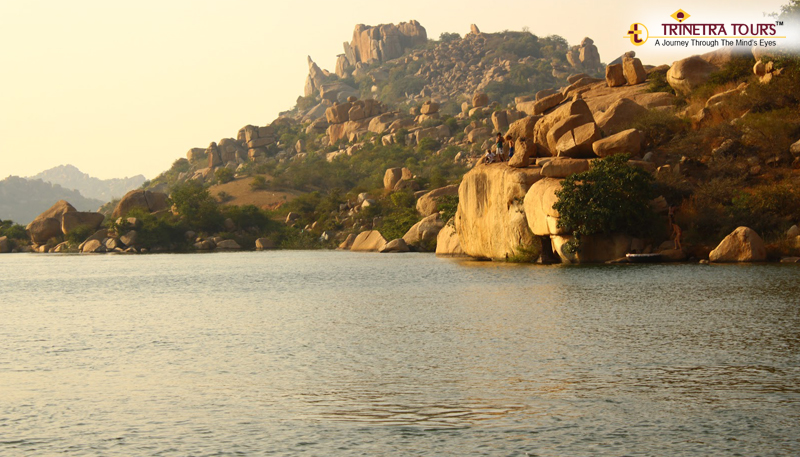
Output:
[
  {"xmin": 436, "ymin": 194, "xmax": 459, "ymax": 222},
  {"xmin": 439, "ymin": 32, "xmax": 461, "ymax": 42},
  {"xmin": 418, "ymin": 137, "xmax": 440, "ymax": 152},
  {"xmin": 65, "ymin": 225, "xmax": 95, "ymax": 245},
  {"xmin": 215, "ymin": 167, "xmax": 235, "ymax": 184},
  {"xmin": 250, "ymin": 175, "xmax": 270, "ymax": 190}
]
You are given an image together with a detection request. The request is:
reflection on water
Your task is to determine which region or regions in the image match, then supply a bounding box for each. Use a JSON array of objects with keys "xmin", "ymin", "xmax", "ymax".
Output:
[{"xmin": 1, "ymin": 252, "xmax": 799, "ymax": 456}]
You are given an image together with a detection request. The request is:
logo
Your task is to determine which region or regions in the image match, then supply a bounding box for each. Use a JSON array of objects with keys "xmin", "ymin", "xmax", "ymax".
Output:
[
  {"xmin": 671, "ymin": 9, "xmax": 690, "ymax": 23},
  {"xmin": 627, "ymin": 23, "xmax": 649, "ymax": 46}
]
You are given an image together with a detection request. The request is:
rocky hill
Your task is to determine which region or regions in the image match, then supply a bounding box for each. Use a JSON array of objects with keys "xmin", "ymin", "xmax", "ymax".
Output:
[
  {"xmin": 0, "ymin": 176, "xmax": 104, "ymax": 225},
  {"xmin": 29, "ymin": 164, "xmax": 146, "ymax": 201},
  {"xmin": 6, "ymin": 17, "xmax": 800, "ymax": 262}
]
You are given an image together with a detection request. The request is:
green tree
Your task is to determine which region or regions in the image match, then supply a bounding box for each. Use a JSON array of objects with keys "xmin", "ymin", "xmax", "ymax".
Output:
[
  {"xmin": 553, "ymin": 155, "xmax": 656, "ymax": 250},
  {"xmin": 169, "ymin": 181, "xmax": 224, "ymax": 232}
]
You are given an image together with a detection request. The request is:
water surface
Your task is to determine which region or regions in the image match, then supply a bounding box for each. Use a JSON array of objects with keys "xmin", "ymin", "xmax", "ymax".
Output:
[{"xmin": 1, "ymin": 252, "xmax": 798, "ymax": 456}]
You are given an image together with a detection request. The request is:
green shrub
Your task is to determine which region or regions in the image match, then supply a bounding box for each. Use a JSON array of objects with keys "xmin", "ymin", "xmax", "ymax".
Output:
[
  {"xmin": 436, "ymin": 194, "xmax": 459, "ymax": 222},
  {"xmin": 215, "ymin": 167, "xmax": 235, "ymax": 184},
  {"xmin": 506, "ymin": 242, "xmax": 542, "ymax": 263},
  {"xmin": 0, "ymin": 220, "xmax": 27, "ymax": 241},
  {"xmin": 554, "ymin": 155, "xmax": 657, "ymax": 249},
  {"xmin": 250, "ymin": 175, "xmax": 270, "ymax": 190},
  {"xmin": 632, "ymin": 109, "xmax": 690, "ymax": 147},
  {"xmin": 65, "ymin": 225, "xmax": 95, "ymax": 245},
  {"xmin": 418, "ymin": 137, "xmax": 440, "ymax": 152},
  {"xmin": 439, "ymin": 32, "xmax": 461, "ymax": 42},
  {"xmin": 646, "ymin": 70, "xmax": 675, "ymax": 95},
  {"xmin": 170, "ymin": 181, "xmax": 224, "ymax": 233}
]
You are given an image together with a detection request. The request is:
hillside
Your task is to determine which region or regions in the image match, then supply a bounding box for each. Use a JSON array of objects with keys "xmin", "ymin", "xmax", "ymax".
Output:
[
  {"xmin": 29, "ymin": 164, "xmax": 146, "ymax": 201},
  {"xmin": 0, "ymin": 176, "xmax": 104, "ymax": 225},
  {"xmin": 9, "ymin": 16, "xmax": 800, "ymax": 261}
]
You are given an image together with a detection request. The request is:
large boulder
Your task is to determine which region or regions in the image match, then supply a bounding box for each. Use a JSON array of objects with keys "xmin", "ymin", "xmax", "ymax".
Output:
[
  {"xmin": 26, "ymin": 221, "xmax": 55, "ymax": 246},
  {"xmin": 605, "ymin": 64, "xmax": 626, "ymax": 87},
  {"xmin": 112, "ymin": 190, "xmax": 169, "ymax": 219},
  {"xmin": 505, "ymin": 115, "xmax": 541, "ymax": 142},
  {"xmin": 216, "ymin": 239, "xmax": 241, "ymax": 250},
  {"xmin": 467, "ymin": 127, "xmax": 493, "ymax": 144},
  {"xmin": 383, "ymin": 167, "xmax": 413, "ymax": 190},
  {"xmin": 338, "ymin": 233, "xmax": 357, "ymax": 250},
  {"xmin": 523, "ymin": 178, "xmax": 565, "ymax": 236},
  {"xmin": 0, "ymin": 236, "xmax": 9, "ymax": 253},
  {"xmin": 26, "ymin": 200, "xmax": 76, "ymax": 244},
  {"xmin": 508, "ymin": 138, "xmax": 536, "ymax": 168},
  {"xmin": 435, "ymin": 221, "xmax": 466, "ymax": 257},
  {"xmin": 402, "ymin": 213, "xmax": 445, "ymax": 249},
  {"xmin": 379, "ymin": 238, "xmax": 410, "ymax": 253},
  {"xmin": 533, "ymin": 92, "xmax": 565, "ymax": 115},
  {"xmin": 592, "ymin": 129, "xmax": 643, "ymax": 158},
  {"xmin": 350, "ymin": 230, "xmax": 387, "ymax": 252},
  {"xmin": 709, "ymin": 227, "xmax": 767, "ymax": 262},
  {"xmin": 472, "ymin": 92, "xmax": 489, "ymax": 108},
  {"xmin": 554, "ymin": 122, "xmax": 601, "ymax": 158},
  {"xmin": 551, "ymin": 233, "xmax": 633, "ymax": 264},
  {"xmin": 533, "ymin": 98, "xmax": 595, "ymax": 156},
  {"xmin": 491, "ymin": 110, "xmax": 509, "ymax": 132},
  {"xmin": 455, "ymin": 164, "xmax": 542, "ymax": 260},
  {"xmin": 540, "ymin": 158, "xmax": 591, "ymax": 178},
  {"xmin": 80, "ymin": 239, "xmax": 105, "ymax": 253},
  {"xmin": 420, "ymin": 101, "xmax": 439, "ymax": 114},
  {"xmin": 622, "ymin": 57, "xmax": 647, "ymax": 85},
  {"xmin": 667, "ymin": 55, "xmax": 718, "ymax": 95},
  {"xmin": 416, "ymin": 185, "xmax": 459, "ymax": 217},
  {"xmin": 595, "ymin": 98, "xmax": 649, "ymax": 135},
  {"xmin": 61, "ymin": 212, "xmax": 105, "ymax": 235}
]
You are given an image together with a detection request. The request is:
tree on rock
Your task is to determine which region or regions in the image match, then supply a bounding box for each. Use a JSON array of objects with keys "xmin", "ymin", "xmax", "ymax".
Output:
[{"xmin": 553, "ymin": 154, "xmax": 656, "ymax": 251}]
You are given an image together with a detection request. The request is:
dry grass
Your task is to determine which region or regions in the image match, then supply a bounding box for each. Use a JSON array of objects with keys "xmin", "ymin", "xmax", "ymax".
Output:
[{"xmin": 208, "ymin": 175, "xmax": 302, "ymax": 210}]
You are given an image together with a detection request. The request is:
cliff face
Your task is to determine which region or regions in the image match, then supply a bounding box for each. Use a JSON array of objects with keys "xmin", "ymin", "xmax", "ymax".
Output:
[{"xmin": 455, "ymin": 164, "xmax": 541, "ymax": 260}]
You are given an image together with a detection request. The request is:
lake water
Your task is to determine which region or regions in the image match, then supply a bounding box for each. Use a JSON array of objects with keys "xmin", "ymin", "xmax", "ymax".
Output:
[{"xmin": 1, "ymin": 251, "xmax": 799, "ymax": 456}]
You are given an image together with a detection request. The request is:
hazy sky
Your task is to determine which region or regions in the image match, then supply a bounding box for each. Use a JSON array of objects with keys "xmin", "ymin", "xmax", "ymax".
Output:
[{"xmin": 0, "ymin": 0, "xmax": 790, "ymax": 179}]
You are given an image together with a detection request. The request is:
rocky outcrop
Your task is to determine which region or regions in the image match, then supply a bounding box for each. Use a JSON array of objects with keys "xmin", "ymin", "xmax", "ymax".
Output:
[
  {"xmin": 605, "ymin": 64, "xmax": 626, "ymax": 87},
  {"xmin": 350, "ymin": 230, "xmax": 388, "ymax": 252},
  {"xmin": 343, "ymin": 21, "xmax": 427, "ymax": 66},
  {"xmin": 622, "ymin": 57, "xmax": 647, "ymax": 85},
  {"xmin": 533, "ymin": 98, "xmax": 595, "ymax": 156},
  {"xmin": 26, "ymin": 200, "xmax": 76, "ymax": 244},
  {"xmin": 455, "ymin": 164, "xmax": 541, "ymax": 260},
  {"xmin": 379, "ymin": 238, "xmax": 410, "ymax": 253},
  {"xmin": 594, "ymin": 98, "xmax": 648, "ymax": 135},
  {"xmin": 416, "ymin": 185, "xmax": 459, "ymax": 216},
  {"xmin": 435, "ymin": 221, "xmax": 466, "ymax": 256},
  {"xmin": 592, "ymin": 129, "xmax": 643, "ymax": 158},
  {"xmin": 667, "ymin": 55, "xmax": 718, "ymax": 95},
  {"xmin": 384, "ymin": 167, "xmax": 413, "ymax": 190},
  {"xmin": 566, "ymin": 37, "xmax": 601, "ymax": 72},
  {"xmin": 402, "ymin": 213, "xmax": 445, "ymax": 249},
  {"xmin": 61, "ymin": 212, "xmax": 105, "ymax": 235},
  {"xmin": 540, "ymin": 158, "xmax": 591, "ymax": 178},
  {"xmin": 111, "ymin": 190, "xmax": 169, "ymax": 219},
  {"xmin": 0, "ymin": 236, "xmax": 9, "ymax": 253},
  {"xmin": 709, "ymin": 227, "xmax": 767, "ymax": 262},
  {"xmin": 551, "ymin": 233, "xmax": 633, "ymax": 264},
  {"xmin": 523, "ymin": 178, "xmax": 564, "ymax": 237},
  {"xmin": 303, "ymin": 56, "xmax": 326, "ymax": 97}
]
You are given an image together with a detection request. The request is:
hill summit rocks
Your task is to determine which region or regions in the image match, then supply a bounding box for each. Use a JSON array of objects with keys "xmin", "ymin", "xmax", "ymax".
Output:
[{"xmin": 342, "ymin": 21, "xmax": 427, "ymax": 67}]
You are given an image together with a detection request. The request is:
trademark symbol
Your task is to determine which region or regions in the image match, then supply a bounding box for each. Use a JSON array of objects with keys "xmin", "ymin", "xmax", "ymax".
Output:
[{"xmin": 776, "ymin": 20, "xmax": 784, "ymax": 25}]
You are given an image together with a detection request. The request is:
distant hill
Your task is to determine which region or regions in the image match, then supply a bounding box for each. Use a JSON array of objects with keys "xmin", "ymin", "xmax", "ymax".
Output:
[
  {"xmin": 29, "ymin": 164, "xmax": 146, "ymax": 201},
  {"xmin": 0, "ymin": 176, "xmax": 105, "ymax": 225}
]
